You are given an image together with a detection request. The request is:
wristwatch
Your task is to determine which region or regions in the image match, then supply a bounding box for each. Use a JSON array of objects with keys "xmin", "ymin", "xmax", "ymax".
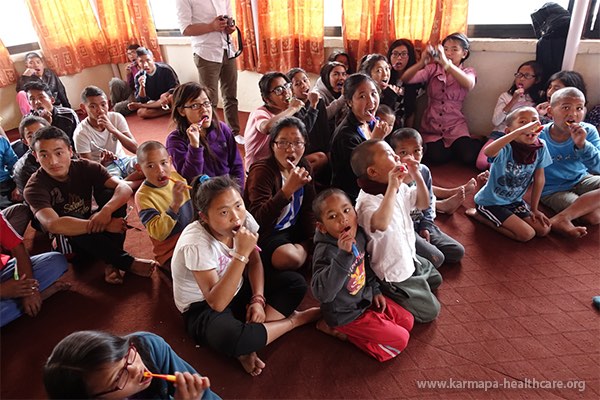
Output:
[{"xmin": 230, "ymin": 251, "xmax": 249, "ymax": 264}]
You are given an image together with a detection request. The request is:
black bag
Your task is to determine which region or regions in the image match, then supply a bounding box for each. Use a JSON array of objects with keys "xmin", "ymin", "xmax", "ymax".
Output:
[{"xmin": 531, "ymin": 2, "xmax": 571, "ymax": 83}]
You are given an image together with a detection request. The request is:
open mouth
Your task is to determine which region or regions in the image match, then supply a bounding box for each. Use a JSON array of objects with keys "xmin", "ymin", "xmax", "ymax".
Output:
[
  {"xmin": 232, "ymin": 224, "xmax": 242, "ymax": 234},
  {"xmin": 343, "ymin": 226, "xmax": 351, "ymax": 233},
  {"xmin": 366, "ymin": 109, "xmax": 376, "ymax": 121},
  {"xmin": 157, "ymin": 175, "xmax": 168, "ymax": 183}
]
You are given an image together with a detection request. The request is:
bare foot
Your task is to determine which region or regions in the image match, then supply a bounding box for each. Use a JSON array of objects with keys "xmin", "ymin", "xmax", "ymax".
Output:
[
  {"xmin": 550, "ymin": 216, "xmax": 587, "ymax": 238},
  {"xmin": 463, "ymin": 177, "xmax": 477, "ymax": 195},
  {"xmin": 41, "ymin": 280, "xmax": 71, "ymax": 300},
  {"xmin": 289, "ymin": 307, "xmax": 321, "ymax": 328},
  {"xmin": 238, "ymin": 352, "xmax": 266, "ymax": 376},
  {"xmin": 466, "ymin": 207, "xmax": 500, "ymax": 230},
  {"xmin": 477, "ymin": 171, "xmax": 490, "ymax": 186},
  {"xmin": 437, "ymin": 187, "xmax": 465, "ymax": 214},
  {"xmin": 130, "ymin": 258, "xmax": 158, "ymax": 277},
  {"xmin": 105, "ymin": 266, "xmax": 125, "ymax": 285},
  {"xmin": 316, "ymin": 319, "xmax": 347, "ymax": 341}
]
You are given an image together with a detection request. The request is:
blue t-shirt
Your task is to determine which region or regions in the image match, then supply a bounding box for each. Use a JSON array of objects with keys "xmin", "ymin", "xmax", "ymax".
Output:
[
  {"xmin": 538, "ymin": 122, "xmax": 600, "ymax": 196},
  {"xmin": 475, "ymin": 140, "xmax": 552, "ymax": 206}
]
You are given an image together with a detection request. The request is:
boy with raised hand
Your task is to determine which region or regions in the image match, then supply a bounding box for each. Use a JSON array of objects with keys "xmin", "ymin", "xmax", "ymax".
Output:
[
  {"xmin": 23, "ymin": 126, "xmax": 157, "ymax": 284},
  {"xmin": 539, "ymin": 87, "xmax": 600, "ymax": 238},
  {"xmin": 351, "ymin": 139, "xmax": 442, "ymax": 323},
  {"xmin": 135, "ymin": 141, "xmax": 193, "ymax": 270}
]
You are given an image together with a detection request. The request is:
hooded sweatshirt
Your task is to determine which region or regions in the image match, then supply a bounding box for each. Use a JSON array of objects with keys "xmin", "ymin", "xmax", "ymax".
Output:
[{"xmin": 311, "ymin": 226, "xmax": 381, "ymax": 327}]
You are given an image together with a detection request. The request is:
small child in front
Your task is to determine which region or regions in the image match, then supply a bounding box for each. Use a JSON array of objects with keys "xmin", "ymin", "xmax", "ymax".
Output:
[
  {"xmin": 467, "ymin": 106, "xmax": 552, "ymax": 242},
  {"xmin": 135, "ymin": 141, "xmax": 193, "ymax": 270},
  {"xmin": 351, "ymin": 139, "xmax": 442, "ymax": 323},
  {"xmin": 386, "ymin": 128, "xmax": 465, "ymax": 268},
  {"xmin": 311, "ymin": 188, "xmax": 414, "ymax": 361}
]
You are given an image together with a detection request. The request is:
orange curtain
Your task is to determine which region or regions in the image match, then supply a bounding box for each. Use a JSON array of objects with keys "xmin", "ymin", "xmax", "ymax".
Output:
[
  {"xmin": 343, "ymin": 0, "xmax": 468, "ymax": 66},
  {"xmin": 255, "ymin": 0, "xmax": 324, "ymax": 74},
  {"xmin": 0, "ymin": 39, "xmax": 18, "ymax": 88},
  {"xmin": 392, "ymin": 0, "xmax": 468, "ymax": 50},
  {"xmin": 96, "ymin": 0, "xmax": 162, "ymax": 64},
  {"xmin": 234, "ymin": 0, "xmax": 259, "ymax": 72},
  {"xmin": 342, "ymin": 0, "xmax": 394, "ymax": 68},
  {"xmin": 24, "ymin": 0, "xmax": 110, "ymax": 76}
]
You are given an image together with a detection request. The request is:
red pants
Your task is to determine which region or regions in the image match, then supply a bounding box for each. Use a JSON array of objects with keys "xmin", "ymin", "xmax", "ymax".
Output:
[{"xmin": 335, "ymin": 296, "xmax": 414, "ymax": 362}]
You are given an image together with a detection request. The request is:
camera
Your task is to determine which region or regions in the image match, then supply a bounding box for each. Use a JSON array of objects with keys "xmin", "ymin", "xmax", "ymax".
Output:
[
  {"xmin": 221, "ymin": 15, "xmax": 235, "ymax": 27},
  {"xmin": 428, "ymin": 48, "xmax": 440, "ymax": 60}
]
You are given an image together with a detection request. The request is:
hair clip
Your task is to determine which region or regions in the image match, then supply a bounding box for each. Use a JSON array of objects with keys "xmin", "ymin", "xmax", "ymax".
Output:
[{"xmin": 198, "ymin": 175, "xmax": 211, "ymax": 184}]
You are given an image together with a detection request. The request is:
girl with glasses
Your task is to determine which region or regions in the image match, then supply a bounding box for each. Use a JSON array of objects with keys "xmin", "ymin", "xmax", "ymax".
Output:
[
  {"xmin": 244, "ymin": 117, "xmax": 316, "ymax": 272},
  {"xmin": 44, "ymin": 330, "xmax": 219, "ymax": 399},
  {"xmin": 387, "ymin": 39, "xmax": 421, "ymax": 128},
  {"xmin": 476, "ymin": 60, "xmax": 545, "ymax": 170},
  {"xmin": 167, "ymin": 82, "xmax": 244, "ymax": 187},
  {"xmin": 244, "ymin": 72, "xmax": 319, "ymax": 170}
]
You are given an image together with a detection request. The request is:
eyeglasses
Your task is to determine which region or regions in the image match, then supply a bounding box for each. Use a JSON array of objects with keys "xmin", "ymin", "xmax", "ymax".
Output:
[
  {"xmin": 182, "ymin": 101, "xmax": 212, "ymax": 110},
  {"xmin": 391, "ymin": 51, "xmax": 409, "ymax": 58},
  {"xmin": 274, "ymin": 140, "xmax": 305, "ymax": 150},
  {"xmin": 514, "ymin": 73, "xmax": 536, "ymax": 80},
  {"xmin": 92, "ymin": 345, "xmax": 137, "ymax": 397},
  {"xmin": 270, "ymin": 82, "xmax": 292, "ymax": 96}
]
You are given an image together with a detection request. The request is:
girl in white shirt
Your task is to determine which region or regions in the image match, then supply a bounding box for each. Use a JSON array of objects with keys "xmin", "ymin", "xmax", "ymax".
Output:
[{"xmin": 171, "ymin": 175, "xmax": 319, "ymax": 376}]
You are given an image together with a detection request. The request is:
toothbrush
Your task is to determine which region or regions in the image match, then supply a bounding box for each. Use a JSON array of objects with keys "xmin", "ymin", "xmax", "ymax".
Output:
[
  {"xmin": 143, "ymin": 372, "xmax": 176, "ymax": 382},
  {"xmin": 167, "ymin": 176, "xmax": 193, "ymax": 189}
]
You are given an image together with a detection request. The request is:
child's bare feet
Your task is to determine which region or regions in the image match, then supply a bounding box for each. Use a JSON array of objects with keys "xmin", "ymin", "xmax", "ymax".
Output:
[
  {"xmin": 289, "ymin": 307, "xmax": 321, "ymax": 328},
  {"xmin": 238, "ymin": 352, "xmax": 266, "ymax": 376},
  {"xmin": 316, "ymin": 319, "xmax": 347, "ymax": 341},
  {"xmin": 550, "ymin": 215, "xmax": 587, "ymax": 238},
  {"xmin": 105, "ymin": 266, "xmax": 125, "ymax": 284},
  {"xmin": 477, "ymin": 171, "xmax": 490, "ymax": 186},
  {"xmin": 130, "ymin": 258, "xmax": 158, "ymax": 277},
  {"xmin": 437, "ymin": 187, "xmax": 465, "ymax": 214},
  {"xmin": 464, "ymin": 177, "xmax": 477, "ymax": 195},
  {"xmin": 41, "ymin": 280, "xmax": 71, "ymax": 300}
]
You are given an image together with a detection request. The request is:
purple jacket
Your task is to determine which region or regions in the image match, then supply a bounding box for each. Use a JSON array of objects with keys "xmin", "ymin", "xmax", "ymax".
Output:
[{"xmin": 166, "ymin": 121, "xmax": 245, "ymax": 188}]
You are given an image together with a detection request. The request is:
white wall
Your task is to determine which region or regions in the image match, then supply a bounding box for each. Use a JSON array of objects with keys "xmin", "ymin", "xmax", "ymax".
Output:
[{"xmin": 2, "ymin": 38, "xmax": 599, "ymax": 137}]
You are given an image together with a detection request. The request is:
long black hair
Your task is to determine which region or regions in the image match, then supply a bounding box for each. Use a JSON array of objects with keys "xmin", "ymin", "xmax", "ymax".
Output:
[
  {"xmin": 507, "ymin": 60, "xmax": 546, "ymax": 104},
  {"xmin": 44, "ymin": 331, "xmax": 159, "ymax": 399},
  {"xmin": 171, "ymin": 82, "xmax": 222, "ymax": 161},
  {"xmin": 387, "ymin": 39, "xmax": 417, "ymax": 85}
]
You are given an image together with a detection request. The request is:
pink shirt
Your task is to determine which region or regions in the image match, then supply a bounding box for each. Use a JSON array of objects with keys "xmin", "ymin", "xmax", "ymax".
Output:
[
  {"xmin": 408, "ymin": 63, "xmax": 476, "ymax": 147},
  {"xmin": 244, "ymin": 105, "xmax": 275, "ymax": 169}
]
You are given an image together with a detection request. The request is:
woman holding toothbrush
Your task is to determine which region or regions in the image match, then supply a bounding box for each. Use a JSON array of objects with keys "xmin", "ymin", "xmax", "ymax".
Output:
[{"xmin": 166, "ymin": 82, "xmax": 244, "ymax": 188}]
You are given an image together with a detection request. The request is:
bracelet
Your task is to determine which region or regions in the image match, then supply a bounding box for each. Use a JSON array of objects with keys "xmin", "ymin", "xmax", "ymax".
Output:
[
  {"xmin": 249, "ymin": 294, "xmax": 266, "ymax": 308},
  {"xmin": 229, "ymin": 251, "xmax": 249, "ymax": 264}
]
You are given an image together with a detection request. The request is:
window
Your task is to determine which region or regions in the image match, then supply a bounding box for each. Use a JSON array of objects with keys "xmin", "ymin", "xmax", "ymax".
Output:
[
  {"xmin": 148, "ymin": 0, "xmax": 180, "ymax": 31},
  {"xmin": 0, "ymin": 1, "xmax": 40, "ymax": 53},
  {"xmin": 466, "ymin": 0, "xmax": 595, "ymax": 39},
  {"xmin": 324, "ymin": 0, "xmax": 342, "ymax": 36}
]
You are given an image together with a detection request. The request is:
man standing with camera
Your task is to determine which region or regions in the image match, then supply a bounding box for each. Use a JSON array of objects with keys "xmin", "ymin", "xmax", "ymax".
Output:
[{"xmin": 176, "ymin": 0, "xmax": 241, "ymax": 137}]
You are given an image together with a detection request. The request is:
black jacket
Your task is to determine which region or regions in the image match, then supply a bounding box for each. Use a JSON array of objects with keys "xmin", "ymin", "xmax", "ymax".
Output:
[{"xmin": 311, "ymin": 227, "xmax": 381, "ymax": 327}]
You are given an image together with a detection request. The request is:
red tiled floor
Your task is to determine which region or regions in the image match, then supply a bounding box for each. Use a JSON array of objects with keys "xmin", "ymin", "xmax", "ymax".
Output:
[{"xmin": 2, "ymin": 112, "xmax": 599, "ymax": 399}]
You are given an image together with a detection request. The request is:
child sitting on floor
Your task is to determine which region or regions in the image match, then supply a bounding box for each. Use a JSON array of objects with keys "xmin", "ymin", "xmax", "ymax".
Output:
[
  {"xmin": 467, "ymin": 107, "xmax": 552, "ymax": 242},
  {"xmin": 386, "ymin": 128, "xmax": 465, "ymax": 268},
  {"xmin": 171, "ymin": 175, "xmax": 319, "ymax": 376},
  {"xmin": 135, "ymin": 141, "xmax": 193, "ymax": 270},
  {"xmin": 351, "ymin": 139, "xmax": 442, "ymax": 323},
  {"xmin": 44, "ymin": 330, "xmax": 219, "ymax": 399},
  {"xmin": 377, "ymin": 105, "xmax": 477, "ymax": 214},
  {"xmin": 539, "ymin": 87, "xmax": 600, "ymax": 238},
  {"xmin": 311, "ymin": 188, "xmax": 414, "ymax": 361}
]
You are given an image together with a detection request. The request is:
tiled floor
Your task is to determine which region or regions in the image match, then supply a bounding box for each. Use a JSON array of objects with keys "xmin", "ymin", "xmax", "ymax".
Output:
[{"xmin": 1, "ymin": 113, "xmax": 598, "ymax": 399}]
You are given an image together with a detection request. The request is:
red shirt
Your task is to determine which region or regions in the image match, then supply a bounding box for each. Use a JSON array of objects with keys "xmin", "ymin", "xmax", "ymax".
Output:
[{"xmin": 0, "ymin": 213, "xmax": 22, "ymax": 268}]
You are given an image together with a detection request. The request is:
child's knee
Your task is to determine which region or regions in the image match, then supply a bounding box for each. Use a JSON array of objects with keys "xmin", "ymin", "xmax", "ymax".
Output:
[
  {"xmin": 513, "ymin": 226, "xmax": 536, "ymax": 242},
  {"xmin": 535, "ymin": 224, "xmax": 551, "ymax": 237},
  {"xmin": 414, "ymin": 299, "xmax": 441, "ymax": 323}
]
